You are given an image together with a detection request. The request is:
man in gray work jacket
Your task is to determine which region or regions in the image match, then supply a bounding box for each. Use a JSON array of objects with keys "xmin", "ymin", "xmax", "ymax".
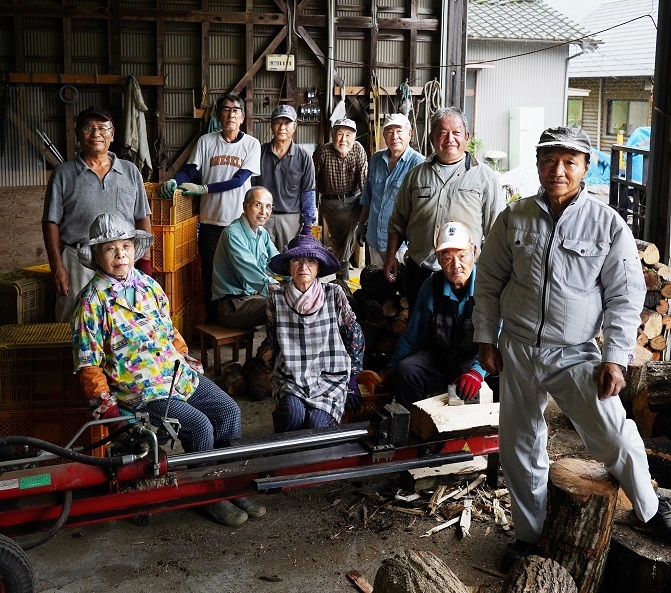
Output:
[
  {"xmin": 385, "ymin": 106, "xmax": 503, "ymax": 307},
  {"xmin": 473, "ymin": 126, "xmax": 671, "ymax": 571}
]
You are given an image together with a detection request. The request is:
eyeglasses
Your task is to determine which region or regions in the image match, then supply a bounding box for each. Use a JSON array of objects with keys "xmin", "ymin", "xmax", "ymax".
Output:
[
  {"xmin": 249, "ymin": 201, "xmax": 273, "ymax": 211},
  {"xmin": 221, "ymin": 106, "xmax": 243, "ymax": 114},
  {"xmin": 289, "ymin": 258, "xmax": 318, "ymax": 268},
  {"xmin": 81, "ymin": 125, "xmax": 114, "ymax": 135}
]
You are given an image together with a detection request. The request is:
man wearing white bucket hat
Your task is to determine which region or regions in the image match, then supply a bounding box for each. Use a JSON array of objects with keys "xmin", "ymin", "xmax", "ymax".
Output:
[{"xmin": 385, "ymin": 221, "xmax": 486, "ymax": 407}]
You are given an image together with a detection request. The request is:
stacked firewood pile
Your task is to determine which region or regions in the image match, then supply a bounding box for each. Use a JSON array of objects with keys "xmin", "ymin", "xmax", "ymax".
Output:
[
  {"xmin": 350, "ymin": 265, "xmax": 409, "ymax": 371},
  {"xmin": 637, "ymin": 239, "xmax": 671, "ymax": 361}
]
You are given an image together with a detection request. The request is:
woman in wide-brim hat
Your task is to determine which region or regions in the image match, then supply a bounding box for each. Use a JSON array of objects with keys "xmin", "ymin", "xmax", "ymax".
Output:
[
  {"xmin": 73, "ymin": 213, "xmax": 264, "ymax": 527},
  {"xmin": 266, "ymin": 235, "xmax": 365, "ymax": 432}
]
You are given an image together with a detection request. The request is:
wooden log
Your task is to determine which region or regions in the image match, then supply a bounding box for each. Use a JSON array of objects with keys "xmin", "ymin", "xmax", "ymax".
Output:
[
  {"xmin": 645, "ymin": 437, "xmax": 671, "ymax": 489},
  {"xmin": 636, "ymin": 239, "xmax": 660, "ymax": 265},
  {"xmin": 636, "ymin": 330, "xmax": 650, "ymax": 347},
  {"xmin": 382, "ymin": 299, "xmax": 400, "ymax": 318},
  {"xmin": 364, "ymin": 298, "xmax": 385, "ymax": 324},
  {"xmin": 399, "ymin": 296, "xmax": 409, "ymax": 309},
  {"xmin": 390, "ymin": 316, "xmax": 409, "ymax": 335},
  {"xmin": 540, "ymin": 458, "xmax": 619, "ymax": 593},
  {"xmin": 645, "ymin": 362, "xmax": 671, "ymax": 411},
  {"xmin": 501, "ymin": 555, "xmax": 577, "ymax": 593},
  {"xmin": 653, "ymin": 262, "xmax": 671, "ymax": 282},
  {"xmin": 643, "ymin": 268, "xmax": 662, "ymax": 291},
  {"xmin": 600, "ymin": 486, "xmax": 671, "ymax": 593},
  {"xmin": 645, "ymin": 290, "xmax": 663, "ymax": 309},
  {"xmin": 656, "ymin": 298, "xmax": 669, "ymax": 314},
  {"xmin": 620, "ymin": 359, "xmax": 648, "ymax": 405},
  {"xmin": 640, "ymin": 308, "xmax": 651, "ymax": 327},
  {"xmin": 373, "ymin": 549, "xmax": 471, "ymax": 593},
  {"xmin": 661, "ymin": 282, "xmax": 671, "ymax": 299},
  {"xmin": 649, "ymin": 335, "xmax": 667, "ymax": 352},
  {"xmin": 346, "ymin": 570, "xmax": 374, "ymax": 593},
  {"xmin": 397, "ymin": 307, "xmax": 409, "ymax": 321},
  {"xmin": 632, "ymin": 388, "xmax": 659, "ymax": 438},
  {"xmin": 642, "ymin": 311, "xmax": 664, "ymax": 339},
  {"xmin": 663, "ymin": 315, "xmax": 671, "ymax": 330}
]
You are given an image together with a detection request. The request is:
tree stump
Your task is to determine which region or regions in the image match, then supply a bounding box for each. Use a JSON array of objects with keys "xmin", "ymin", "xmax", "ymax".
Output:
[
  {"xmin": 540, "ymin": 458, "xmax": 619, "ymax": 593},
  {"xmin": 501, "ymin": 555, "xmax": 577, "ymax": 593},
  {"xmin": 600, "ymin": 487, "xmax": 671, "ymax": 593},
  {"xmin": 373, "ymin": 549, "xmax": 471, "ymax": 593}
]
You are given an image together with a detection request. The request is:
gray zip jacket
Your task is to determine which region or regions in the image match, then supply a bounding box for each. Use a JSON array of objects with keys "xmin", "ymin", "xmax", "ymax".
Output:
[{"xmin": 473, "ymin": 186, "xmax": 645, "ymax": 367}]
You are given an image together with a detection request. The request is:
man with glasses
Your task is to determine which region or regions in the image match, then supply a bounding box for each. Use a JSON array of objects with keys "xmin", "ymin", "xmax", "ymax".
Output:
[
  {"xmin": 160, "ymin": 93, "xmax": 261, "ymax": 322},
  {"xmin": 254, "ymin": 105, "xmax": 316, "ymax": 251},
  {"xmin": 211, "ymin": 187, "xmax": 279, "ymax": 328},
  {"xmin": 42, "ymin": 106, "xmax": 152, "ymax": 321}
]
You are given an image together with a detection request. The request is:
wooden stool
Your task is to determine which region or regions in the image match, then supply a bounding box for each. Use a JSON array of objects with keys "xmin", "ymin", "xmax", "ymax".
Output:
[{"xmin": 195, "ymin": 324, "xmax": 255, "ymax": 376}]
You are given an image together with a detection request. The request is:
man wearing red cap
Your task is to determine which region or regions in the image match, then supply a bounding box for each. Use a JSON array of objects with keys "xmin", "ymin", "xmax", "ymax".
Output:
[{"xmin": 42, "ymin": 106, "xmax": 152, "ymax": 322}]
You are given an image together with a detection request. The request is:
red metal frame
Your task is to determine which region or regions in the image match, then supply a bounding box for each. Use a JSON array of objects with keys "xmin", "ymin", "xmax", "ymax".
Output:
[{"xmin": 0, "ymin": 433, "xmax": 498, "ymax": 537}]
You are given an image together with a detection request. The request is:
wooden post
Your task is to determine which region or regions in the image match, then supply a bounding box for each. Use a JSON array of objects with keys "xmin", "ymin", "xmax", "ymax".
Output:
[
  {"xmin": 540, "ymin": 458, "xmax": 619, "ymax": 593},
  {"xmin": 502, "ymin": 555, "xmax": 577, "ymax": 593}
]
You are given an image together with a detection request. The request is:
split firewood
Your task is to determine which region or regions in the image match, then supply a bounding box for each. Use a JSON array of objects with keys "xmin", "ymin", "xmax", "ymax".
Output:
[
  {"xmin": 644, "ymin": 361, "xmax": 671, "ymax": 410},
  {"xmin": 453, "ymin": 474, "xmax": 487, "ymax": 499},
  {"xmin": 644, "ymin": 290, "xmax": 662, "ymax": 309},
  {"xmin": 492, "ymin": 498, "xmax": 510, "ymax": 531},
  {"xmin": 649, "ymin": 335, "xmax": 667, "ymax": 352},
  {"xmin": 636, "ymin": 330, "xmax": 649, "ymax": 347},
  {"xmin": 397, "ymin": 307, "xmax": 409, "ymax": 321},
  {"xmin": 656, "ymin": 298, "xmax": 669, "ymax": 314},
  {"xmin": 399, "ymin": 296, "xmax": 409, "ymax": 309},
  {"xmin": 663, "ymin": 315, "xmax": 671, "ymax": 330},
  {"xmin": 420, "ymin": 516, "xmax": 460, "ymax": 538},
  {"xmin": 636, "ymin": 239, "xmax": 660, "ymax": 266},
  {"xmin": 382, "ymin": 299, "xmax": 400, "ymax": 317},
  {"xmin": 364, "ymin": 299, "xmax": 385, "ymax": 324},
  {"xmin": 459, "ymin": 499, "xmax": 472, "ymax": 538},
  {"xmin": 661, "ymin": 282, "xmax": 671, "ymax": 299},
  {"xmin": 640, "ymin": 308, "xmax": 651, "ymax": 326},
  {"xmin": 643, "ymin": 268, "xmax": 661, "ymax": 291},
  {"xmin": 653, "ymin": 262, "xmax": 671, "ymax": 282},
  {"xmin": 642, "ymin": 310, "xmax": 663, "ymax": 339},
  {"xmin": 428, "ymin": 485, "xmax": 447, "ymax": 515},
  {"xmin": 391, "ymin": 316, "xmax": 409, "ymax": 335},
  {"xmin": 346, "ymin": 570, "xmax": 374, "ymax": 593}
]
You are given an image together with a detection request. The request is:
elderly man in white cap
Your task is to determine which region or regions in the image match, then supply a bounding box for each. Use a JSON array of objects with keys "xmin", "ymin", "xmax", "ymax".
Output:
[
  {"xmin": 473, "ymin": 126, "xmax": 671, "ymax": 571},
  {"xmin": 312, "ymin": 118, "xmax": 368, "ymax": 280},
  {"xmin": 254, "ymin": 104, "xmax": 316, "ymax": 250},
  {"xmin": 356, "ymin": 113, "xmax": 424, "ymax": 267},
  {"xmin": 385, "ymin": 221, "xmax": 486, "ymax": 408}
]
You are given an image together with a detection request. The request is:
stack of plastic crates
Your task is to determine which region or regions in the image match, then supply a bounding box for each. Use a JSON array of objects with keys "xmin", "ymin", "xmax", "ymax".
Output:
[
  {"xmin": 145, "ymin": 181, "xmax": 200, "ymax": 343},
  {"xmin": 0, "ymin": 323, "xmax": 101, "ymax": 455},
  {"xmin": 0, "ymin": 267, "xmax": 55, "ymax": 325}
]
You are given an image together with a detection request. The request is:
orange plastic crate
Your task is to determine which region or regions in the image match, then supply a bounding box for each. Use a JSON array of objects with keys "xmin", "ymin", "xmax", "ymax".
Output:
[
  {"xmin": 145, "ymin": 182, "xmax": 194, "ymax": 225},
  {"xmin": 153, "ymin": 262, "xmax": 197, "ymax": 313},
  {"xmin": 151, "ymin": 216, "xmax": 198, "ymax": 272}
]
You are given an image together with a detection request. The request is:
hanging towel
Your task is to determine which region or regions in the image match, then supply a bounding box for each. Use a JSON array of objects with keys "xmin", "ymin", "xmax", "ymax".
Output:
[{"xmin": 121, "ymin": 75, "xmax": 153, "ymax": 178}]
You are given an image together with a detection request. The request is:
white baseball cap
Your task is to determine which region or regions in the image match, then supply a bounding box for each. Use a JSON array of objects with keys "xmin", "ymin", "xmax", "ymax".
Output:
[
  {"xmin": 435, "ymin": 221, "xmax": 472, "ymax": 252},
  {"xmin": 383, "ymin": 113, "xmax": 411, "ymax": 130},
  {"xmin": 332, "ymin": 118, "xmax": 357, "ymax": 132}
]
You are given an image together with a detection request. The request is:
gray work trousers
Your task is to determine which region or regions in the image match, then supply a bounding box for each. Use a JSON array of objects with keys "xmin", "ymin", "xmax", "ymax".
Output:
[{"xmin": 497, "ymin": 330, "xmax": 658, "ymax": 544}]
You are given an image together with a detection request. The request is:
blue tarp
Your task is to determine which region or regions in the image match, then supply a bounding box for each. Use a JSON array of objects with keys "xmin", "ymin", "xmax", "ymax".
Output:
[{"xmin": 584, "ymin": 126, "xmax": 650, "ymax": 185}]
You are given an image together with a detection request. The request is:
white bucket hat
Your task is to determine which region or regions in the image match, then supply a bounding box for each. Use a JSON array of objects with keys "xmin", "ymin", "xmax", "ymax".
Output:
[{"xmin": 78, "ymin": 213, "xmax": 153, "ymax": 271}]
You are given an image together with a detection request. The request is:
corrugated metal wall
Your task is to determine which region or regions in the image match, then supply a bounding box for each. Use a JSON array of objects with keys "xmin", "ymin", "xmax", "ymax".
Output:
[{"xmin": 468, "ymin": 40, "xmax": 568, "ymax": 168}]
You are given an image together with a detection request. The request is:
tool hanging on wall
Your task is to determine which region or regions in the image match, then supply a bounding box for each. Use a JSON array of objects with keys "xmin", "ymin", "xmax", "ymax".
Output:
[
  {"xmin": 369, "ymin": 72, "xmax": 382, "ymax": 154},
  {"xmin": 35, "ymin": 128, "xmax": 64, "ymax": 164}
]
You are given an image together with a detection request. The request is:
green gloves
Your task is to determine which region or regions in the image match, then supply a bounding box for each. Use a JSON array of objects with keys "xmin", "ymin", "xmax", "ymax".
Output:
[
  {"xmin": 179, "ymin": 183, "xmax": 208, "ymax": 195},
  {"xmin": 159, "ymin": 179, "xmax": 177, "ymax": 199}
]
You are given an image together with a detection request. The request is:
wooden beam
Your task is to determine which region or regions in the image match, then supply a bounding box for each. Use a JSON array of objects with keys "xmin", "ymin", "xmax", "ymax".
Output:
[
  {"xmin": 243, "ymin": 0, "xmax": 255, "ymax": 132},
  {"xmin": 201, "ymin": 0, "xmax": 210, "ymax": 93},
  {"xmin": 296, "ymin": 26, "xmax": 326, "ymax": 68},
  {"xmin": 233, "ymin": 28, "xmax": 287, "ymax": 96},
  {"xmin": 171, "ymin": 134, "xmax": 200, "ymax": 175},
  {"xmin": 335, "ymin": 16, "xmax": 438, "ymax": 31},
  {"xmin": 7, "ymin": 73, "xmax": 165, "ymax": 86},
  {"xmin": 156, "ymin": 3, "xmax": 167, "ymax": 182},
  {"xmin": 13, "ymin": 14, "xmax": 25, "ymax": 72},
  {"xmin": 335, "ymin": 85, "xmax": 423, "ymax": 96},
  {"xmin": 408, "ymin": 0, "xmax": 418, "ymax": 87},
  {"xmin": 63, "ymin": 1, "xmax": 75, "ymax": 161}
]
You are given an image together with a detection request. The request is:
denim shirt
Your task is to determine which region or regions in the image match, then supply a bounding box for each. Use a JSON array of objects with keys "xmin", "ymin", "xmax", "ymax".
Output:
[{"xmin": 360, "ymin": 146, "xmax": 424, "ymax": 251}]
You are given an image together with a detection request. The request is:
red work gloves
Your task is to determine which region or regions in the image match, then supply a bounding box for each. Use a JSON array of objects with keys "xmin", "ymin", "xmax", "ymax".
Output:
[
  {"xmin": 136, "ymin": 258, "xmax": 152, "ymax": 276},
  {"xmin": 455, "ymin": 370, "xmax": 484, "ymax": 401}
]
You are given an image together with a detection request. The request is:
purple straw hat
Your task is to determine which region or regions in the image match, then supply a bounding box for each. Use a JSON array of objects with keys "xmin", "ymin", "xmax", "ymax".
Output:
[{"xmin": 269, "ymin": 235, "xmax": 341, "ymax": 278}]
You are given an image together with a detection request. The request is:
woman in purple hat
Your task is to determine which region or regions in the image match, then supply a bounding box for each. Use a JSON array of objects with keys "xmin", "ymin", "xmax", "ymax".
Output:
[{"xmin": 267, "ymin": 235, "xmax": 365, "ymax": 431}]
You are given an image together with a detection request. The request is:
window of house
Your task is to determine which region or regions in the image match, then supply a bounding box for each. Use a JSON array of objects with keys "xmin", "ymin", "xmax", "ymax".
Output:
[
  {"xmin": 567, "ymin": 98, "xmax": 583, "ymax": 128},
  {"xmin": 607, "ymin": 99, "xmax": 649, "ymax": 136}
]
